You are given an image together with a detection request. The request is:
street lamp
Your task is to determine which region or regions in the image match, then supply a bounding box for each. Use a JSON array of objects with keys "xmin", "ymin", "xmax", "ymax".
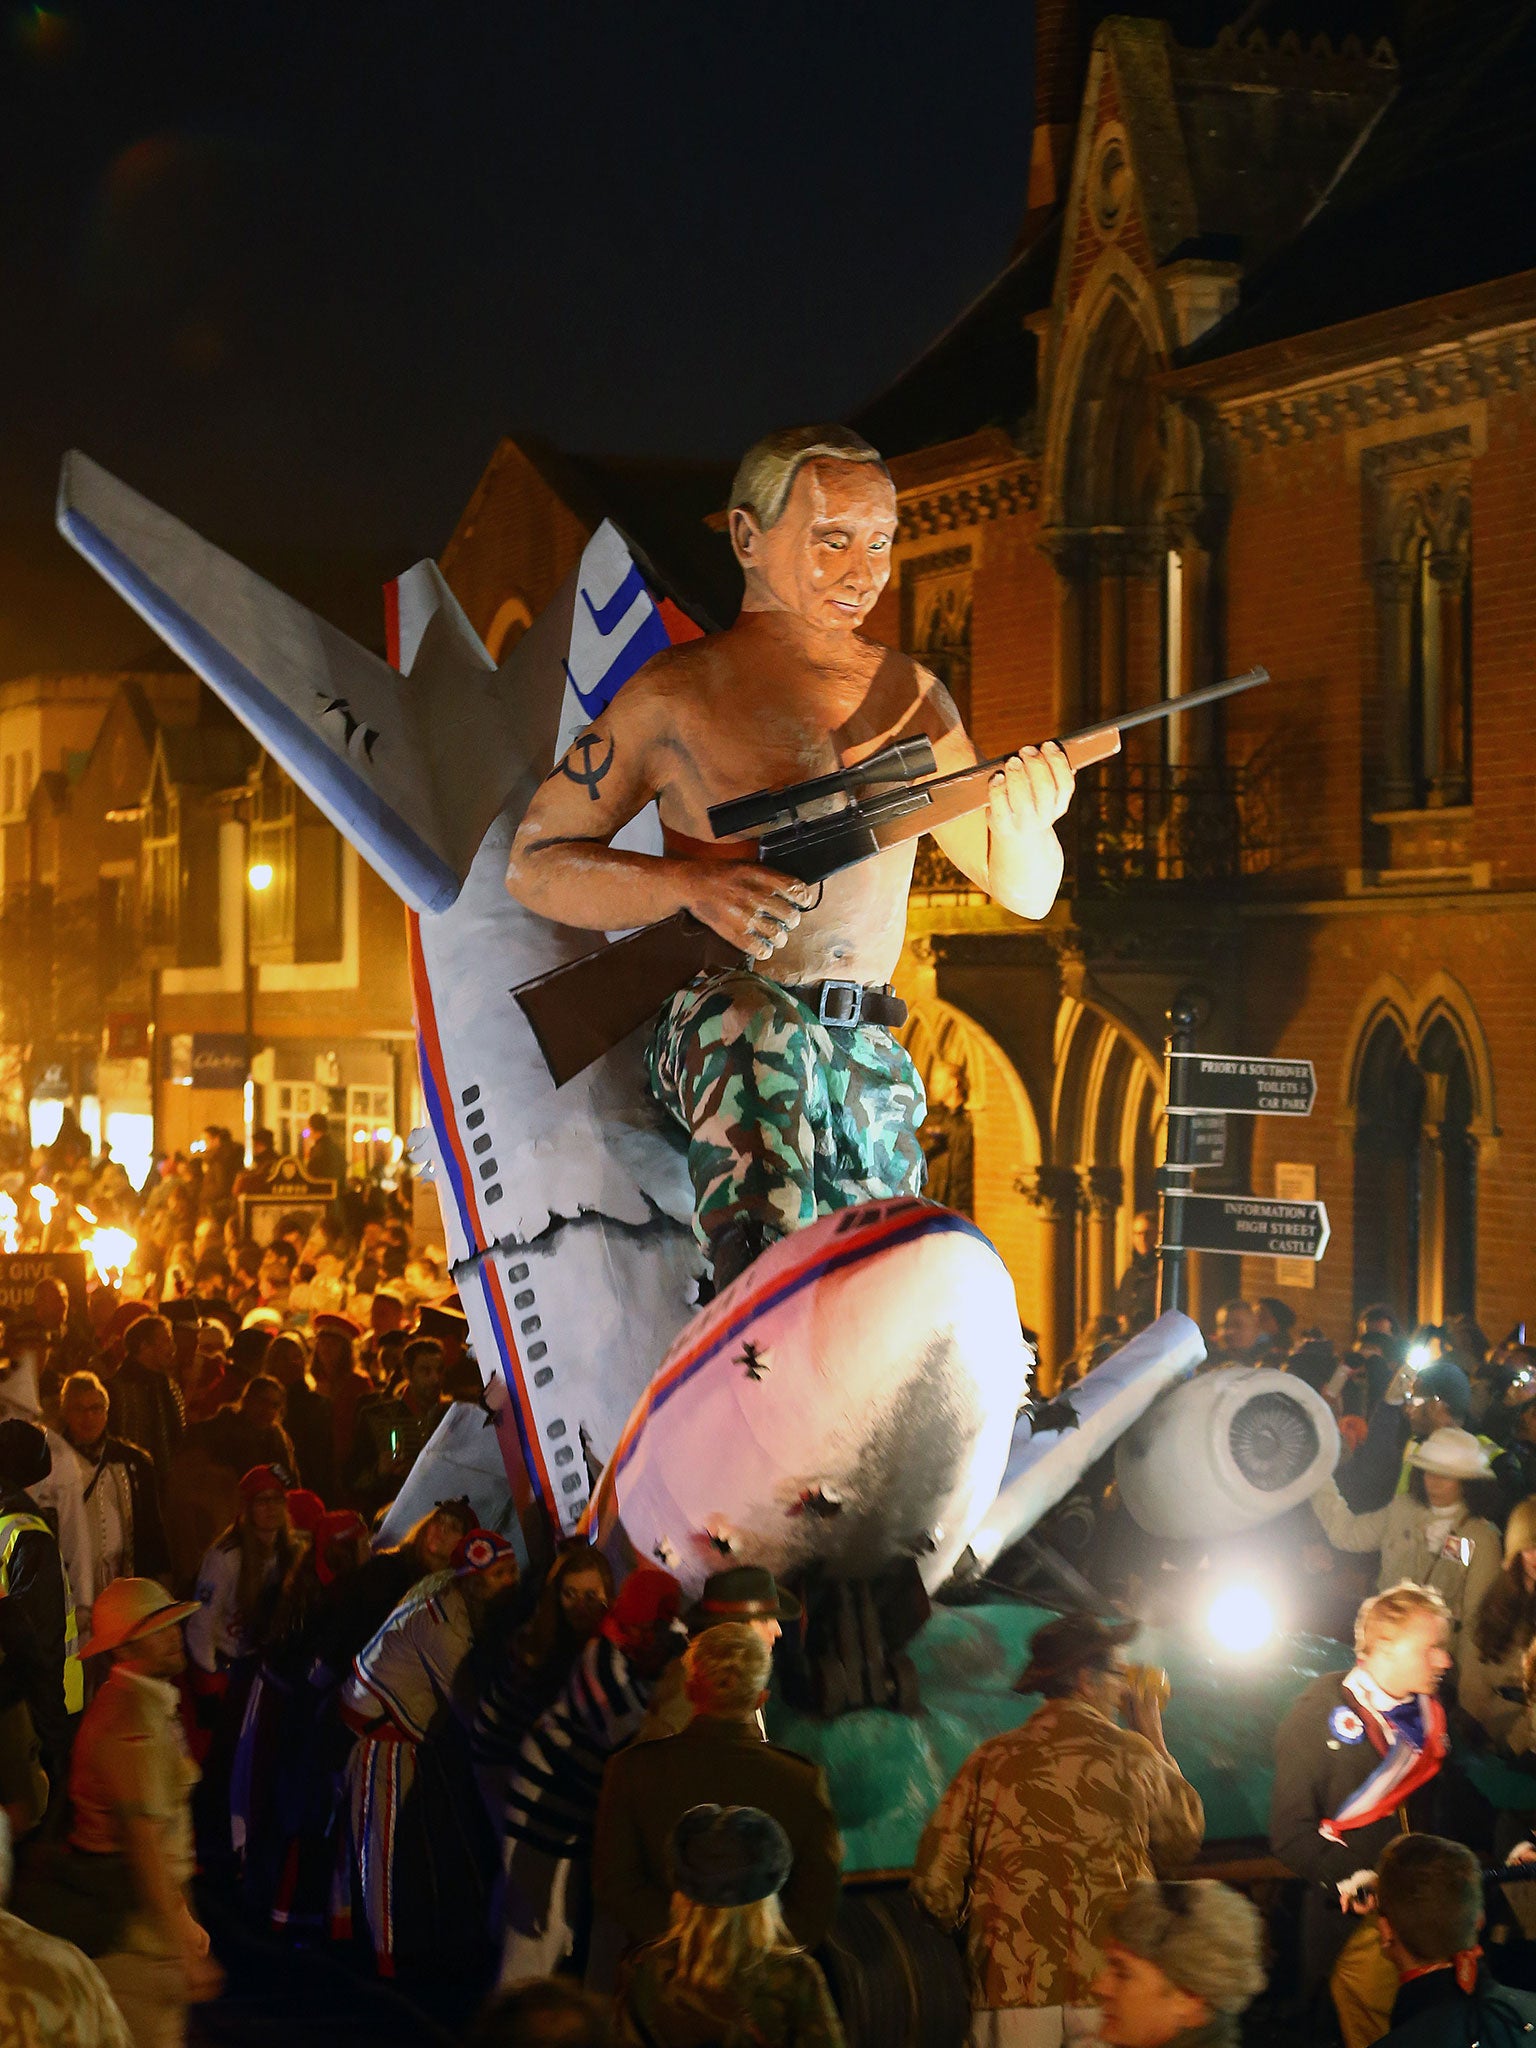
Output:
[{"xmin": 242, "ymin": 851, "xmax": 273, "ymax": 1163}]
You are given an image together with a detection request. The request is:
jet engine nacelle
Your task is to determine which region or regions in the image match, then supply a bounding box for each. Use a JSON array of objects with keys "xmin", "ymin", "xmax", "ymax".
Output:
[{"xmin": 1114, "ymin": 1365, "xmax": 1338, "ymax": 1541}]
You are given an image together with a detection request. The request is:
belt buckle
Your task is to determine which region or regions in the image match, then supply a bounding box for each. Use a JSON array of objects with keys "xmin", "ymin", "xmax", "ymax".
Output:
[{"xmin": 818, "ymin": 980, "xmax": 863, "ymax": 1028}]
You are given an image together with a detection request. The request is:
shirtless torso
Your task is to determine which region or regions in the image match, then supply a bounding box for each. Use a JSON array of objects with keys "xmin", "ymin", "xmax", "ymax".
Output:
[{"xmin": 506, "ymin": 451, "xmax": 1074, "ymax": 985}]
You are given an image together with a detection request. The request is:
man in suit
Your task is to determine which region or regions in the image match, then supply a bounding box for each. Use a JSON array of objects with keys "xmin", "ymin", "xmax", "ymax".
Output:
[{"xmin": 593, "ymin": 1621, "xmax": 841, "ymax": 1953}]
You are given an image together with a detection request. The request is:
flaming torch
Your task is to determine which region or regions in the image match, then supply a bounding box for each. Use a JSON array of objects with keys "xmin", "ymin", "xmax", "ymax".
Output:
[{"xmin": 83, "ymin": 1227, "xmax": 136, "ymax": 1290}]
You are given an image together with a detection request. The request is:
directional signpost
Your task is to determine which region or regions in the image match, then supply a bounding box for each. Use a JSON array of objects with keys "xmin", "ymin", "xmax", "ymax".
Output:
[
  {"xmin": 1173, "ymin": 1192, "xmax": 1330, "ymax": 1262},
  {"xmin": 1158, "ymin": 998, "xmax": 1328, "ymax": 1315},
  {"xmin": 1165, "ymin": 1054, "xmax": 1316, "ymax": 1118},
  {"xmin": 1188, "ymin": 1112, "xmax": 1227, "ymax": 1170}
]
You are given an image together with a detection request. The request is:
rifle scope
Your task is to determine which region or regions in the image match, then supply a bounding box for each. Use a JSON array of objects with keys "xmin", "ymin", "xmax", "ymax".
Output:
[{"xmin": 708, "ymin": 736, "xmax": 938, "ymax": 842}]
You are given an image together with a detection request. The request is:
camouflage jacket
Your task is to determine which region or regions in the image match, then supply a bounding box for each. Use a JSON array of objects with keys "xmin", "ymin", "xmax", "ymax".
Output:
[
  {"xmin": 615, "ymin": 1943, "xmax": 846, "ymax": 2048},
  {"xmin": 909, "ymin": 1697, "xmax": 1205, "ymax": 2010}
]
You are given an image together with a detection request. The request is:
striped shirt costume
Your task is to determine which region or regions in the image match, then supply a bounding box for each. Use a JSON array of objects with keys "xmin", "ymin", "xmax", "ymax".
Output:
[{"xmin": 504, "ymin": 1635, "xmax": 655, "ymax": 1858}]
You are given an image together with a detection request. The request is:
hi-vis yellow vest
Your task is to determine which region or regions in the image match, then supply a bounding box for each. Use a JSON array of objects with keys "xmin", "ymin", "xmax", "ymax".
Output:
[{"xmin": 0, "ymin": 1510, "xmax": 83, "ymax": 1714}]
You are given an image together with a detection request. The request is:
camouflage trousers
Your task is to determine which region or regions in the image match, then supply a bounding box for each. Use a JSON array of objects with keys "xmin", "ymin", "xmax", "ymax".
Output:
[{"xmin": 646, "ymin": 967, "xmax": 927, "ymax": 1255}]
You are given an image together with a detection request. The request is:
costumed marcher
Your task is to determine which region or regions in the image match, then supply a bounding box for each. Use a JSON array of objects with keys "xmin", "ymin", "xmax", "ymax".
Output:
[
  {"xmin": 0, "ymin": 1418, "xmax": 75, "ymax": 1827},
  {"xmin": 614, "ymin": 1804, "xmax": 845, "ymax": 2048},
  {"xmin": 506, "ymin": 424, "xmax": 1076, "ymax": 1288},
  {"xmin": 233, "ymin": 1506, "xmax": 370, "ymax": 1927},
  {"xmin": 185, "ymin": 1466, "xmax": 300, "ymax": 1677},
  {"xmin": 0, "ymin": 1807, "xmax": 132, "ymax": 2048},
  {"xmin": 472, "ymin": 1540, "xmax": 614, "ymax": 1802},
  {"xmin": 595, "ymin": 1622, "xmax": 841, "ymax": 1956},
  {"xmin": 70, "ymin": 1578, "xmax": 223, "ymax": 2048},
  {"xmin": 1375, "ymin": 1830, "xmax": 1536, "ymax": 2045},
  {"xmin": 56, "ymin": 1372, "xmax": 171, "ymax": 1601},
  {"xmin": 1308, "ymin": 1426, "xmax": 1501, "ymax": 1638},
  {"xmin": 1269, "ymin": 1581, "xmax": 1455, "ymax": 2048},
  {"xmin": 910, "ymin": 1611, "xmax": 1204, "ymax": 2047},
  {"xmin": 328, "ymin": 1498, "xmax": 476, "ymax": 1657},
  {"xmin": 185, "ymin": 1466, "xmax": 302, "ymax": 1866},
  {"xmin": 1088, "ymin": 1881, "xmax": 1267, "ymax": 2048},
  {"xmin": 502, "ymin": 1563, "xmax": 683, "ymax": 1984},
  {"xmin": 339, "ymin": 1528, "xmax": 517, "ymax": 1978}
]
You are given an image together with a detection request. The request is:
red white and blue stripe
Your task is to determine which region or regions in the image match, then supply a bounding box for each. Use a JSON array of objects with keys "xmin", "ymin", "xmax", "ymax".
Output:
[{"xmin": 1320, "ymin": 1685, "xmax": 1448, "ymax": 1843}]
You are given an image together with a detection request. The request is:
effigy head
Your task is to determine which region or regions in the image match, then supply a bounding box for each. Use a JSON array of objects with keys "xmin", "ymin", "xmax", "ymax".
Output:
[{"xmin": 728, "ymin": 424, "xmax": 896, "ymax": 632}]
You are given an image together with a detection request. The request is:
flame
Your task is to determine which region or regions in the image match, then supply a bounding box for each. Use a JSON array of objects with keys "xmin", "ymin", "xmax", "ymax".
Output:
[
  {"xmin": 31, "ymin": 1184, "xmax": 57, "ymax": 1226},
  {"xmin": 0, "ymin": 1191, "xmax": 17, "ymax": 1254},
  {"xmin": 83, "ymin": 1227, "xmax": 136, "ymax": 1288}
]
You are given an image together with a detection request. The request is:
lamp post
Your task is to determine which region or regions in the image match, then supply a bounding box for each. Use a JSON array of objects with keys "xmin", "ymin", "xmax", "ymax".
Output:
[{"xmin": 243, "ymin": 834, "xmax": 273, "ymax": 1164}]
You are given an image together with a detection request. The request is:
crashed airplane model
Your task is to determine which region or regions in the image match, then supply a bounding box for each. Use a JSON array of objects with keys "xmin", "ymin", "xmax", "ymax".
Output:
[{"xmin": 57, "ymin": 452, "xmax": 1335, "ymax": 1609}]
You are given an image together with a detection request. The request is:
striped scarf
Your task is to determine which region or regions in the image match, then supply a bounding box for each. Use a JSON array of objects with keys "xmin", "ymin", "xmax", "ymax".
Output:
[{"xmin": 1320, "ymin": 1669, "xmax": 1448, "ymax": 1844}]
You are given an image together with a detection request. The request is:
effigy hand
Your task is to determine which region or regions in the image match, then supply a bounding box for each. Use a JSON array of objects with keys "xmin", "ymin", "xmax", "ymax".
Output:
[
  {"xmin": 988, "ymin": 741, "xmax": 1075, "ymax": 837},
  {"xmin": 683, "ymin": 862, "xmax": 816, "ymax": 961}
]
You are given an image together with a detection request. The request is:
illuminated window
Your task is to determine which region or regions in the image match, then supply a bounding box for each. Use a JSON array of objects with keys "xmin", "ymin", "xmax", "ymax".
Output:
[{"xmin": 248, "ymin": 757, "xmax": 343, "ymax": 962}]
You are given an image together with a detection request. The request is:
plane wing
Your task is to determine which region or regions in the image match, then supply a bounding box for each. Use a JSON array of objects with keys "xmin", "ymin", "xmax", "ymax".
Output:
[{"xmin": 55, "ymin": 450, "xmax": 664, "ymax": 912}]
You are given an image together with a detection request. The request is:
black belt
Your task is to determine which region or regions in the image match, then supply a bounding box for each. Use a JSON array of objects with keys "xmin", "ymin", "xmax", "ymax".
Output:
[{"xmin": 784, "ymin": 979, "xmax": 907, "ymax": 1030}]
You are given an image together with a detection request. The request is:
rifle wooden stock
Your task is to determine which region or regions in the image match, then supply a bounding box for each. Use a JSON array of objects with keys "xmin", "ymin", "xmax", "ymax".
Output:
[
  {"xmin": 513, "ymin": 913, "xmax": 735, "ymax": 1089},
  {"xmin": 511, "ymin": 666, "xmax": 1270, "ymax": 1086}
]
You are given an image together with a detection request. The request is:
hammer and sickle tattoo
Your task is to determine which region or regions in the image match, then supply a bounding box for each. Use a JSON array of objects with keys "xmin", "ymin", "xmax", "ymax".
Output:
[{"xmin": 558, "ymin": 729, "xmax": 615, "ymax": 802}]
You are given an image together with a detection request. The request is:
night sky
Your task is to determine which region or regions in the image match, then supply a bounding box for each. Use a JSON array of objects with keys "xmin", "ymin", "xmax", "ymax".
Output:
[{"xmin": 0, "ymin": 1, "xmax": 1033, "ymax": 672}]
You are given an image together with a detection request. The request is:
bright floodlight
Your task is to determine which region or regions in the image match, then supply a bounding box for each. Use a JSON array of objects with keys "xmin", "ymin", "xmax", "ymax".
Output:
[
  {"xmin": 1207, "ymin": 1583, "xmax": 1274, "ymax": 1656},
  {"xmin": 1406, "ymin": 1341, "xmax": 1433, "ymax": 1372},
  {"xmin": 247, "ymin": 861, "xmax": 275, "ymax": 892}
]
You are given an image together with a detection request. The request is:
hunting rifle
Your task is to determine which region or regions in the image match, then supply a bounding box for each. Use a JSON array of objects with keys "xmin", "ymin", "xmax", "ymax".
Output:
[{"xmin": 513, "ymin": 664, "xmax": 1271, "ymax": 1086}]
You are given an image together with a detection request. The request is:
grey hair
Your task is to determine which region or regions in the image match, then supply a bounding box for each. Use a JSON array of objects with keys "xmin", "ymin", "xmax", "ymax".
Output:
[
  {"xmin": 1109, "ymin": 1881, "xmax": 1266, "ymax": 2015},
  {"xmin": 729, "ymin": 425, "xmax": 891, "ymax": 531}
]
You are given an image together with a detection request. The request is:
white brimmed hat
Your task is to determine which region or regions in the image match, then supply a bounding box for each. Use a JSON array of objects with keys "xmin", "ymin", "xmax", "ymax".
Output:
[{"xmin": 1407, "ymin": 1426, "xmax": 1493, "ymax": 1480}]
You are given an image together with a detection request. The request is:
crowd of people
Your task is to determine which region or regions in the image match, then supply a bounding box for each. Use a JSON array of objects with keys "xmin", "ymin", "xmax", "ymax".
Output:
[{"xmin": 4, "ymin": 1136, "xmax": 1536, "ymax": 2045}]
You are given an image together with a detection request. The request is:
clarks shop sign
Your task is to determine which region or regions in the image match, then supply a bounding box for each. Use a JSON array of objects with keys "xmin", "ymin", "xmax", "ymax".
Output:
[{"xmin": 163, "ymin": 1034, "xmax": 248, "ymax": 1090}]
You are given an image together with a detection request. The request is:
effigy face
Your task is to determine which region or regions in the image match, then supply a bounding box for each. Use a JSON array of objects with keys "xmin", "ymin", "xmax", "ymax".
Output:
[{"xmin": 731, "ymin": 458, "xmax": 898, "ymax": 633}]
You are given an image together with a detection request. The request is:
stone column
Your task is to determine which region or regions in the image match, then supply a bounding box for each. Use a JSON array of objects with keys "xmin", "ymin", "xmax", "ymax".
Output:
[
  {"xmin": 1372, "ymin": 558, "xmax": 1417, "ymax": 810},
  {"xmin": 1095, "ymin": 531, "xmax": 1128, "ymax": 721},
  {"xmin": 1017, "ymin": 1164, "xmax": 1082, "ymax": 1390},
  {"xmin": 1042, "ymin": 529, "xmax": 1092, "ymax": 734},
  {"xmin": 1417, "ymin": 1070, "xmax": 1448, "ymax": 1328},
  {"xmin": 1080, "ymin": 1164, "xmax": 1125, "ymax": 1324}
]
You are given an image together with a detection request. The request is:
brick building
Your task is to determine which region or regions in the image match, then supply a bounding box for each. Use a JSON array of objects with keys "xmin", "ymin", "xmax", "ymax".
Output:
[
  {"xmin": 439, "ymin": 0, "xmax": 1536, "ymax": 1374},
  {"xmin": 0, "ymin": 669, "xmax": 417, "ymax": 1186}
]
